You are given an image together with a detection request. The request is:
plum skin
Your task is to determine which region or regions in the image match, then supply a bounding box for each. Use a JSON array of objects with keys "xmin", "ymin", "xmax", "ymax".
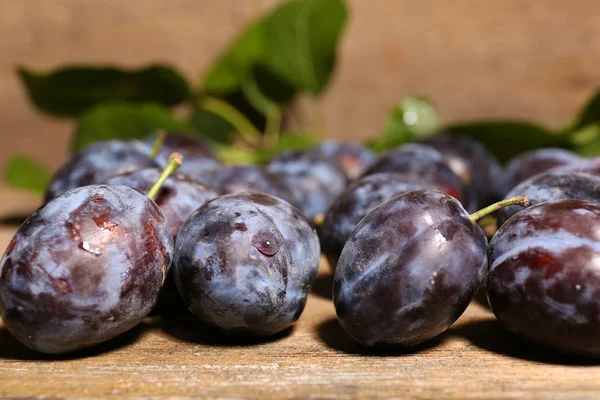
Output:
[
  {"xmin": 551, "ymin": 157, "xmax": 600, "ymax": 176},
  {"xmin": 498, "ymin": 148, "xmax": 581, "ymax": 197},
  {"xmin": 147, "ymin": 133, "xmax": 223, "ymax": 184},
  {"xmin": 311, "ymin": 140, "xmax": 377, "ymax": 180},
  {"xmin": 487, "ymin": 200, "xmax": 600, "ymax": 357},
  {"xmin": 421, "ymin": 133, "xmax": 502, "ymax": 206},
  {"xmin": 146, "ymin": 132, "xmax": 217, "ymax": 160},
  {"xmin": 207, "ymin": 165, "xmax": 297, "ymax": 206},
  {"xmin": 320, "ymin": 173, "xmax": 435, "ymax": 270},
  {"xmin": 0, "ymin": 185, "xmax": 174, "ymax": 354},
  {"xmin": 267, "ymin": 151, "xmax": 349, "ymax": 221},
  {"xmin": 360, "ymin": 143, "xmax": 475, "ymax": 211},
  {"xmin": 106, "ymin": 168, "xmax": 219, "ymax": 240},
  {"xmin": 334, "ymin": 190, "xmax": 487, "ymax": 347},
  {"xmin": 497, "ymin": 171, "xmax": 600, "ymax": 226},
  {"xmin": 107, "ymin": 169, "xmax": 218, "ymax": 311},
  {"xmin": 173, "ymin": 193, "xmax": 320, "ymax": 336},
  {"xmin": 45, "ymin": 140, "xmax": 159, "ymax": 201}
]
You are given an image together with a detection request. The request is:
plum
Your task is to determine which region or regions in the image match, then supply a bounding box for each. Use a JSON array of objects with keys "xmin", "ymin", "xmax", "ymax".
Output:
[
  {"xmin": 551, "ymin": 157, "xmax": 600, "ymax": 177},
  {"xmin": 106, "ymin": 168, "xmax": 219, "ymax": 240},
  {"xmin": 45, "ymin": 140, "xmax": 158, "ymax": 201},
  {"xmin": 360, "ymin": 144, "xmax": 474, "ymax": 211},
  {"xmin": 173, "ymin": 193, "xmax": 320, "ymax": 336},
  {"xmin": 320, "ymin": 173, "xmax": 435, "ymax": 270},
  {"xmin": 421, "ymin": 133, "xmax": 501, "ymax": 206},
  {"xmin": 488, "ymin": 200, "xmax": 600, "ymax": 357},
  {"xmin": 333, "ymin": 190, "xmax": 527, "ymax": 347},
  {"xmin": 207, "ymin": 165, "xmax": 296, "ymax": 206},
  {"xmin": 147, "ymin": 133, "xmax": 222, "ymax": 183},
  {"xmin": 0, "ymin": 185, "xmax": 174, "ymax": 354},
  {"xmin": 266, "ymin": 151, "xmax": 349, "ymax": 221},
  {"xmin": 497, "ymin": 171, "xmax": 600, "ymax": 226},
  {"xmin": 311, "ymin": 140, "xmax": 377, "ymax": 180},
  {"xmin": 146, "ymin": 132, "xmax": 216, "ymax": 159},
  {"xmin": 498, "ymin": 148, "xmax": 581, "ymax": 197}
]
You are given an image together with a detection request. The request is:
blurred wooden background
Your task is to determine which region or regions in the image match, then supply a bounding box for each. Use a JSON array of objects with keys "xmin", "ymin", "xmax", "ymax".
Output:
[{"xmin": 1, "ymin": 0, "xmax": 599, "ymax": 172}]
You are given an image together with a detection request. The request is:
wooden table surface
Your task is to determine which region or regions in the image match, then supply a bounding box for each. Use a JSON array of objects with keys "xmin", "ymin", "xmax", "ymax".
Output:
[{"xmin": 0, "ymin": 187, "xmax": 599, "ymax": 400}]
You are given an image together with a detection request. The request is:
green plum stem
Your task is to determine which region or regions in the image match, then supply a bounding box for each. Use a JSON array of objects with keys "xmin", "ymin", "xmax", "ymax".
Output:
[
  {"xmin": 198, "ymin": 96, "xmax": 262, "ymax": 146},
  {"xmin": 311, "ymin": 98, "xmax": 326, "ymax": 134},
  {"xmin": 147, "ymin": 152, "xmax": 182, "ymax": 199},
  {"xmin": 264, "ymin": 108, "xmax": 282, "ymax": 147},
  {"xmin": 477, "ymin": 216, "xmax": 497, "ymax": 228},
  {"xmin": 149, "ymin": 130, "xmax": 167, "ymax": 158},
  {"xmin": 214, "ymin": 144, "xmax": 259, "ymax": 165},
  {"xmin": 313, "ymin": 213, "xmax": 325, "ymax": 227},
  {"xmin": 468, "ymin": 195, "xmax": 529, "ymax": 223}
]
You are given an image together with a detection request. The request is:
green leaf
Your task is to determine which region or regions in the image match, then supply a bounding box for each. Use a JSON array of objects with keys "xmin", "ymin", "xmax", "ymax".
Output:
[
  {"xmin": 363, "ymin": 138, "xmax": 384, "ymax": 153},
  {"xmin": 189, "ymin": 107, "xmax": 236, "ymax": 144},
  {"xmin": 4, "ymin": 155, "xmax": 52, "ymax": 194},
  {"xmin": 240, "ymin": 65, "xmax": 296, "ymax": 115},
  {"xmin": 377, "ymin": 97, "xmax": 440, "ymax": 149},
  {"xmin": 73, "ymin": 102, "xmax": 196, "ymax": 151},
  {"xmin": 192, "ymin": 88, "xmax": 275, "ymax": 145},
  {"xmin": 240, "ymin": 66, "xmax": 298, "ymax": 139},
  {"xmin": 255, "ymin": 132, "xmax": 320, "ymax": 163},
  {"xmin": 196, "ymin": 96, "xmax": 262, "ymax": 146},
  {"xmin": 263, "ymin": 0, "xmax": 348, "ymax": 96},
  {"xmin": 241, "ymin": 74, "xmax": 285, "ymax": 145},
  {"xmin": 241, "ymin": 76, "xmax": 280, "ymax": 116},
  {"xmin": 446, "ymin": 121, "xmax": 574, "ymax": 163},
  {"xmin": 215, "ymin": 132, "xmax": 319, "ymax": 165},
  {"xmin": 252, "ymin": 65, "xmax": 297, "ymax": 106},
  {"xmin": 576, "ymin": 140, "xmax": 600, "ymax": 158},
  {"xmin": 567, "ymin": 123, "xmax": 600, "ymax": 157},
  {"xmin": 570, "ymin": 89, "xmax": 600, "ymax": 131},
  {"xmin": 203, "ymin": 22, "xmax": 265, "ymax": 95},
  {"xmin": 18, "ymin": 65, "xmax": 191, "ymax": 117}
]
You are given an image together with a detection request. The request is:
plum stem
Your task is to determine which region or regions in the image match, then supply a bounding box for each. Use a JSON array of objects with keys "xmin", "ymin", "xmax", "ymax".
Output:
[
  {"xmin": 147, "ymin": 153, "xmax": 183, "ymax": 199},
  {"xmin": 149, "ymin": 130, "xmax": 167, "ymax": 158},
  {"xmin": 477, "ymin": 216, "xmax": 497, "ymax": 228},
  {"xmin": 313, "ymin": 213, "xmax": 325, "ymax": 227},
  {"xmin": 197, "ymin": 96, "xmax": 262, "ymax": 147},
  {"xmin": 264, "ymin": 108, "xmax": 282, "ymax": 147},
  {"xmin": 468, "ymin": 195, "xmax": 529, "ymax": 223}
]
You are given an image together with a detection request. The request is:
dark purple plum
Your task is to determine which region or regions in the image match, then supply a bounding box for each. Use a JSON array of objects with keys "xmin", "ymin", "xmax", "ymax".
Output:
[
  {"xmin": 497, "ymin": 171, "xmax": 600, "ymax": 226},
  {"xmin": 333, "ymin": 190, "xmax": 489, "ymax": 347},
  {"xmin": 207, "ymin": 165, "xmax": 297, "ymax": 206},
  {"xmin": 0, "ymin": 185, "xmax": 174, "ymax": 354},
  {"xmin": 360, "ymin": 144, "xmax": 475, "ymax": 212},
  {"xmin": 146, "ymin": 132, "xmax": 217, "ymax": 160},
  {"xmin": 487, "ymin": 200, "xmax": 600, "ymax": 357},
  {"xmin": 498, "ymin": 148, "xmax": 581, "ymax": 197},
  {"xmin": 173, "ymin": 193, "xmax": 320, "ymax": 336},
  {"xmin": 311, "ymin": 140, "xmax": 377, "ymax": 180},
  {"xmin": 421, "ymin": 133, "xmax": 502, "ymax": 206},
  {"xmin": 550, "ymin": 157, "xmax": 600, "ymax": 177},
  {"xmin": 106, "ymin": 168, "xmax": 219, "ymax": 240},
  {"xmin": 45, "ymin": 140, "xmax": 159, "ymax": 201},
  {"xmin": 106, "ymin": 160, "xmax": 219, "ymax": 314},
  {"xmin": 147, "ymin": 133, "xmax": 222, "ymax": 183},
  {"xmin": 320, "ymin": 173, "xmax": 435, "ymax": 270},
  {"xmin": 266, "ymin": 151, "xmax": 349, "ymax": 221}
]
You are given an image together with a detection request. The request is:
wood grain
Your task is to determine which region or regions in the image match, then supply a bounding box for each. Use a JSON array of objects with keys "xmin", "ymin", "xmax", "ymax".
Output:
[
  {"xmin": 0, "ymin": 187, "xmax": 599, "ymax": 399},
  {"xmin": 2, "ymin": 0, "xmax": 600, "ymax": 172}
]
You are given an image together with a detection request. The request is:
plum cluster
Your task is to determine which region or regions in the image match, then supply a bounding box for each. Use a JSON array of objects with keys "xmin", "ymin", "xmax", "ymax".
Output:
[
  {"xmin": 2, "ymin": 132, "xmax": 600, "ymax": 358},
  {"xmin": 0, "ymin": 134, "xmax": 332, "ymax": 353},
  {"xmin": 328, "ymin": 143, "xmax": 600, "ymax": 357}
]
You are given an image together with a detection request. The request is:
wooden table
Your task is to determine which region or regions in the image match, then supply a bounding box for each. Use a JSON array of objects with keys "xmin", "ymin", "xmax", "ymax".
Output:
[{"xmin": 0, "ymin": 187, "xmax": 598, "ymax": 399}]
